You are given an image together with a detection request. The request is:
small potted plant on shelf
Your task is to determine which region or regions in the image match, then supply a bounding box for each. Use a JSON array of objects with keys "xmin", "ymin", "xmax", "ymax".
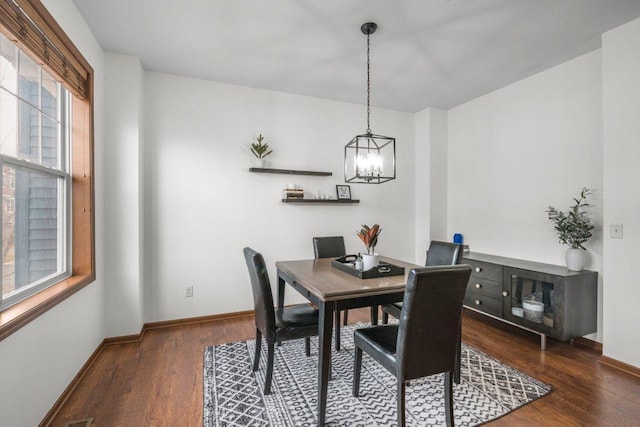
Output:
[
  {"xmin": 250, "ymin": 134, "xmax": 272, "ymax": 168},
  {"xmin": 357, "ymin": 224, "xmax": 381, "ymax": 270},
  {"xmin": 546, "ymin": 187, "xmax": 594, "ymax": 271}
]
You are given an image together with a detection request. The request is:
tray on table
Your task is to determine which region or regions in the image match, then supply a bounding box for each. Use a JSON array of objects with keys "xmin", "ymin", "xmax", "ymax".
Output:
[{"xmin": 331, "ymin": 255, "xmax": 405, "ymax": 279}]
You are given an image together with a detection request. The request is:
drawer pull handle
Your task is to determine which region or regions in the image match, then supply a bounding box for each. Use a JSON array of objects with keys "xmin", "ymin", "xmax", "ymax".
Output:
[
  {"xmin": 475, "ymin": 267, "xmax": 482, "ymax": 273},
  {"xmin": 474, "ymin": 299, "xmax": 481, "ymax": 306},
  {"xmin": 475, "ymin": 283, "xmax": 482, "ymax": 289},
  {"xmin": 502, "ymin": 291, "xmax": 508, "ymax": 297}
]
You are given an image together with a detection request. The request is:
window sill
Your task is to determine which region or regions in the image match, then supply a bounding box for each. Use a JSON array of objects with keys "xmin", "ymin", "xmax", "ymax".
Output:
[{"xmin": 0, "ymin": 273, "xmax": 95, "ymax": 342}]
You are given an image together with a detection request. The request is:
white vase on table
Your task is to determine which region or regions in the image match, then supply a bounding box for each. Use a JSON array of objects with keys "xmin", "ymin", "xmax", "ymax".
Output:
[{"xmin": 362, "ymin": 253, "xmax": 379, "ymax": 271}]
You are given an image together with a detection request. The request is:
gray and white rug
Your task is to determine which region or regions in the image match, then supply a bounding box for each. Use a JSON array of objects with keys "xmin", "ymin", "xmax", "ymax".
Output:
[{"xmin": 203, "ymin": 323, "xmax": 551, "ymax": 426}]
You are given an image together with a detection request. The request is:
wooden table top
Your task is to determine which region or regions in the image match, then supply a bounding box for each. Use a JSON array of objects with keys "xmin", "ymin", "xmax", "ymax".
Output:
[{"xmin": 276, "ymin": 256, "xmax": 420, "ymax": 302}]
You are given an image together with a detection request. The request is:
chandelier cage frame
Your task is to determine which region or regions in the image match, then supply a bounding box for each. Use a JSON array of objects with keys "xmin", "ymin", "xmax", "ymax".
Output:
[{"xmin": 344, "ymin": 133, "xmax": 396, "ymax": 184}]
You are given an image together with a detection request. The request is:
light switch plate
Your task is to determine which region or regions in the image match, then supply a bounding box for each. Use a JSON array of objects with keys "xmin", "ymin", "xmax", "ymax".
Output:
[{"xmin": 610, "ymin": 223, "xmax": 623, "ymax": 239}]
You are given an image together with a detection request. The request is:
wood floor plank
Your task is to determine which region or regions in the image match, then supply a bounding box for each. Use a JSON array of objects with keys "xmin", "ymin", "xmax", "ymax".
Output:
[{"xmin": 48, "ymin": 308, "xmax": 640, "ymax": 426}]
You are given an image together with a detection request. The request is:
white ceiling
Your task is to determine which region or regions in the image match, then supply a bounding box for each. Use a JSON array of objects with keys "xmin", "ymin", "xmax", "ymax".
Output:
[{"xmin": 73, "ymin": 0, "xmax": 640, "ymax": 112}]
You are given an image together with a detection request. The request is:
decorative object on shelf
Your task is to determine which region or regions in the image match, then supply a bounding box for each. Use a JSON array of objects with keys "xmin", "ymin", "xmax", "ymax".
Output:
[
  {"xmin": 523, "ymin": 297, "xmax": 544, "ymax": 323},
  {"xmin": 546, "ymin": 187, "xmax": 594, "ymax": 271},
  {"xmin": 357, "ymin": 224, "xmax": 381, "ymax": 270},
  {"xmin": 282, "ymin": 184, "xmax": 304, "ymax": 200},
  {"xmin": 250, "ymin": 134, "xmax": 272, "ymax": 168},
  {"xmin": 344, "ymin": 22, "xmax": 396, "ymax": 184},
  {"xmin": 336, "ymin": 185, "xmax": 351, "ymax": 200}
]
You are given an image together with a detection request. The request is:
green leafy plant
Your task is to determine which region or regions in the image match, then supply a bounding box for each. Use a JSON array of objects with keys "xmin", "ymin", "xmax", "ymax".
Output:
[
  {"xmin": 546, "ymin": 188, "xmax": 594, "ymax": 250},
  {"xmin": 357, "ymin": 224, "xmax": 381, "ymax": 255},
  {"xmin": 250, "ymin": 134, "xmax": 273, "ymax": 159}
]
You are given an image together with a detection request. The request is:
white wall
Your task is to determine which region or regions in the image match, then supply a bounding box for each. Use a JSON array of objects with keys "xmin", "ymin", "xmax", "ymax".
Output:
[
  {"xmin": 143, "ymin": 73, "xmax": 416, "ymax": 322},
  {"xmin": 428, "ymin": 109, "xmax": 448, "ymax": 243},
  {"xmin": 0, "ymin": 0, "xmax": 105, "ymax": 425},
  {"xmin": 602, "ymin": 17, "xmax": 640, "ymax": 367},
  {"xmin": 414, "ymin": 108, "xmax": 448, "ymax": 263},
  {"xmin": 447, "ymin": 50, "xmax": 604, "ymax": 341},
  {"xmin": 103, "ymin": 53, "xmax": 145, "ymax": 336}
]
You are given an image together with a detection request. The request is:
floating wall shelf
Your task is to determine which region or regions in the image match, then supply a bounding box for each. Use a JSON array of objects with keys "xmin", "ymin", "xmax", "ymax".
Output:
[
  {"xmin": 249, "ymin": 167, "xmax": 332, "ymax": 177},
  {"xmin": 281, "ymin": 199, "xmax": 359, "ymax": 204}
]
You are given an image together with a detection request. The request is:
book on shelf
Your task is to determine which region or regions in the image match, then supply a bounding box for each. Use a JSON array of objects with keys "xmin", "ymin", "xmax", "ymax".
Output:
[{"xmin": 283, "ymin": 189, "xmax": 304, "ymax": 199}]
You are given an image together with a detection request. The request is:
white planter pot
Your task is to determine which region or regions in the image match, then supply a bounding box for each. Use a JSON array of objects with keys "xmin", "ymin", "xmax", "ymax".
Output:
[
  {"xmin": 362, "ymin": 254, "xmax": 379, "ymax": 271},
  {"xmin": 253, "ymin": 158, "xmax": 266, "ymax": 168},
  {"xmin": 565, "ymin": 248, "xmax": 588, "ymax": 271}
]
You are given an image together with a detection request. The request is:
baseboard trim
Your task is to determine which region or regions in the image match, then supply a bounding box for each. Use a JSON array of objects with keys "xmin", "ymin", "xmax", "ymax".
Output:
[
  {"xmin": 600, "ymin": 355, "xmax": 640, "ymax": 379},
  {"xmin": 101, "ymin": 310, "xmax": 256, "ymax": 346},
  {"xmin": 40, "ymin": 343, "xmax": 105, "ymax": 426},
  {"xmin": 144, "ymin": 310, "xmax": 255, "ymax": 331},
  {"xmin": 574, "ymin": 337, "xmax": 603, "ymax": 352},
  {"xmin": 41, "ymin": 309, "xmax": 256, "ymax": 425},
  {"xmin": 103, "ymin": 333, "xmax": 144, "ymax": 345}
]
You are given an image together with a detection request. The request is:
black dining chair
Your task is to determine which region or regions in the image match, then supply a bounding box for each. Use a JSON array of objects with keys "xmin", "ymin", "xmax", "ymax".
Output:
[
  {"xmin": 312, "ymin": 236, "xmax": 348, "ymax": 350},
  {"xmin": 381, "ymin": 240, "xmax": 464, "ymax": 323},
  {"xmin": 243, "ymin": 247, "xmax": 319, "ymax": 395},
  {"xmin": 353, "ymin": 265, "xmax": 472, "ymax": 427},
  {"xmin": 381, "ymin": 240, "xmax": 465, "ymax": 384}
]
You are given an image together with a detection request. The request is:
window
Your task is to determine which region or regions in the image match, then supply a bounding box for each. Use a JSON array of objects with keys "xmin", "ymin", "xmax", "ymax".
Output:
[
  {"xmin": 0, "ymin": 0, "xmax": 94, "ymax": 341},
  {"xmin": 1, "ymin": 31, "xmax": 70, "ymax": 309}
]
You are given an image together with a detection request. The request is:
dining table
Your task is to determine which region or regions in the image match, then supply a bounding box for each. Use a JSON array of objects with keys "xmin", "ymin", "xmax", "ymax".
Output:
[{"xmin": 276, "ymin": 256, "xmax": 420, "ymax": 426}]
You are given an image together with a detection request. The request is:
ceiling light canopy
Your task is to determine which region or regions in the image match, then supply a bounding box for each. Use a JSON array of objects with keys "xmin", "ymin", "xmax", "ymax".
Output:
[{"xmin": 344, "ymin": 22, "xmax": 396, "ymax": 184}]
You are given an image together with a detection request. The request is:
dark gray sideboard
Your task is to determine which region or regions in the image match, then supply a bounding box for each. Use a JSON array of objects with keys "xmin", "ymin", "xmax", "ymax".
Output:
[{"xmin": 462, "ymin": 252, "xmax": 598, "ymax": 350}]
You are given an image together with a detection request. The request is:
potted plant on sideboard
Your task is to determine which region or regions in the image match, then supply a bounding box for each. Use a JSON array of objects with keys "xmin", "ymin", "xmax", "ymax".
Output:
[{"xmin": 546, "ymin": 187, "xmax": 595, "ymax": 271}]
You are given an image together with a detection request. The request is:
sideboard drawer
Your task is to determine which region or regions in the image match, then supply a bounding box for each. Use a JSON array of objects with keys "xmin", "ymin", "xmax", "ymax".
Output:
[
  {"xmin": 464, "ymin": 259, "xmax": 503, "ymax": 282},
  {"xmin": 464, "ymin": 291, "xmax": 502, "ymax": 317},
  {"xmin": 466, "ymin": 277, "xmax": 503, "ymax": 298}
]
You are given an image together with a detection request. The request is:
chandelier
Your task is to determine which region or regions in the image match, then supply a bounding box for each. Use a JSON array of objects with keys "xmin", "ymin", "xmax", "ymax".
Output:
[{"xmin": 344, "ymin": 22, "xmax": 396, "ymax": 184}]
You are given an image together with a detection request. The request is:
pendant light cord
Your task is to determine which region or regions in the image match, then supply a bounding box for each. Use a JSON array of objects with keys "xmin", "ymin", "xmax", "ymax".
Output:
[{"xmin": 366, "ymin": 31, "xmax": 371, "ymax": 134}]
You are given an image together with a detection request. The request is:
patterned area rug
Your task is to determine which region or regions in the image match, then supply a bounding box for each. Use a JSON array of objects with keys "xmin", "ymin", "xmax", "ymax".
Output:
[{"xmin": 203, "ymin": 323, "xmax": 551, "ymax": 426}]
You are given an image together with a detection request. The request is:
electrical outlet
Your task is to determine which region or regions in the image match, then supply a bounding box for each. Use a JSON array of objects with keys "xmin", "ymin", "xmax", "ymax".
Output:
[
  {"xmin": 610, "ymin": 223, "xmax": 623, "ymax": 239},
  {"xmin": 185, "ymin": 286, "xmax": 193, "ymax": 297}
]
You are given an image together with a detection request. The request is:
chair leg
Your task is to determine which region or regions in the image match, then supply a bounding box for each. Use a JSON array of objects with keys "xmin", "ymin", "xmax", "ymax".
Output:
[
  {"xmin": 397, "ymin": 379, "xmax": 406, "ymax": 427},
  {"xmin": 264, "ymin": 341, "xmax": 275, "ymax": 395},
  {"xmin": 335, "ymin": 309, "xmax": 342, "ymax": 351},
  {"xmin": 252, "ymin": 329, "xmax": 262, "ymax": 372},
  {"xmin": 444, "ymin": 371, "xmax": 454, "ymax": 427},
  {"xmin": 305, "ymin": 337, "xmax": 311, "ymax": 356},
  {"xmin": 454, "ymin": 322, "xmax": 462, "ymax": 384},
  {"xmin": 382, "ymin": 311, "xmax": 389, "ymax": 325},
  {"xmin": 343, "ymin": 309, "xmax": 349, "ymax": 326},
  {"xmin": 353, "ymin": 346, "xmax": 363, "ymax": 396}
]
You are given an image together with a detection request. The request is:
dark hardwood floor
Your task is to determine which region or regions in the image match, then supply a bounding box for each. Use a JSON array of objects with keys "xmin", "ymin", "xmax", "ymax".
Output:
[{"xmin": 49, "ymin": 308, "xmax": 640, "ymax": 426}]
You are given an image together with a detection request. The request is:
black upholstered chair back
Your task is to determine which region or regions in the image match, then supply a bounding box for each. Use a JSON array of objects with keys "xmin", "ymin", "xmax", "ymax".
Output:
[
  {"xmin": 425, "ymin": 240, "xmax": 463, "ymax": 266},
  {"xmin": 396, "ymin": 265, "xmax": 471, "ymax": 381},
  {"xmin": 243, "ymin": 247, "xmax": 276, "ymax": 340},
  {"xmin": 313, "ymin": 236, "xmax": 346, "ymax": 259}
]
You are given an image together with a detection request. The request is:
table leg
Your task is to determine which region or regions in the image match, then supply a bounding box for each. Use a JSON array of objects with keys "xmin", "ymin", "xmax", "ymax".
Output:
[
  {"xmin": 317, "ymin": 300, "xmax": 334, "ymax": 426},
  {"xmin": 277, "ymin": 273, "xmax": 285, "ymax": 312},
  {"xmin": 370, "ymin": 305, "xmax": 379, "ymax": 326},
  {"xmin": 334, "ymin": 308, "xmax": 341, "ymax": 351}
]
